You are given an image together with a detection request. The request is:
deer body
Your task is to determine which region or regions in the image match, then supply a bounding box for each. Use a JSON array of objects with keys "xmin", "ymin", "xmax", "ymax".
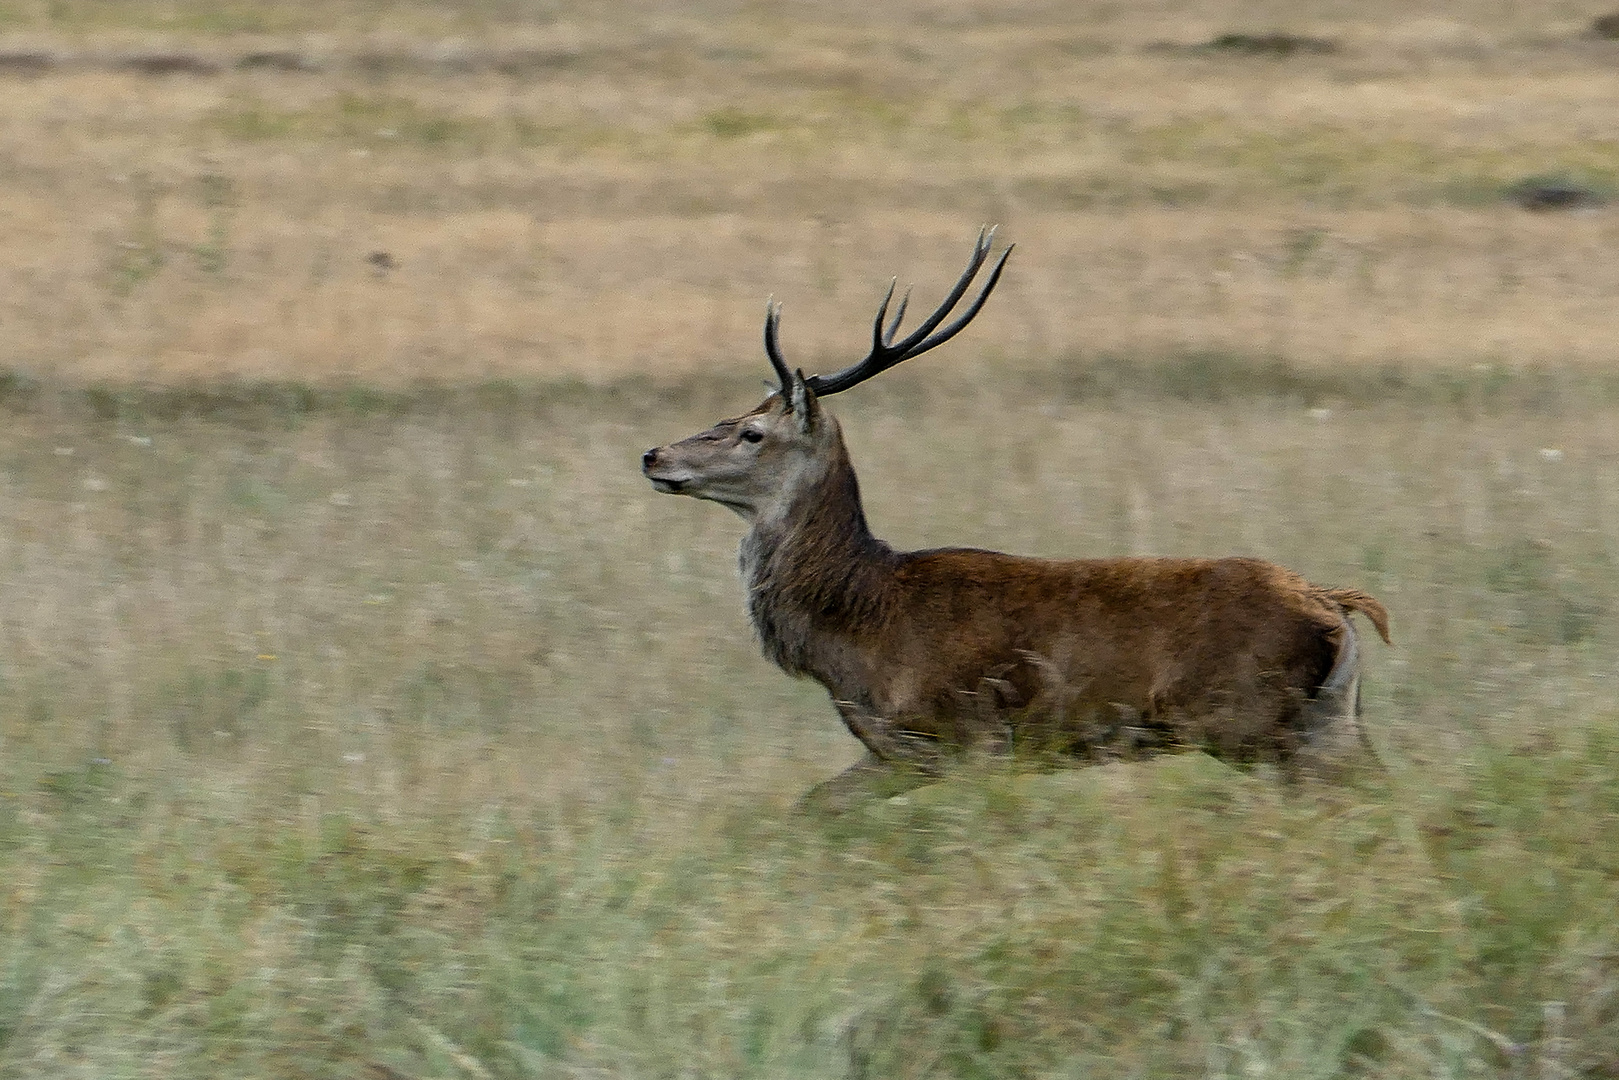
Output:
[{"xmin": 643, "ymin": 230, "xmax": 1390, "ymax": 804}]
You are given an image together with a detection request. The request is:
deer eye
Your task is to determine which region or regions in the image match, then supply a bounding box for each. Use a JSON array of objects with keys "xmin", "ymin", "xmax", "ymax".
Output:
[{"xmin": 740, "ymin": 429, "xmax": 764, "ymax": 444}]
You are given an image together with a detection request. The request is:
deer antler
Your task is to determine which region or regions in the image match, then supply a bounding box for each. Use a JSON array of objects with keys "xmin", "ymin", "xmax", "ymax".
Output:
[{"xmin": 763, "ymin": 226, "xmax": 1014, "ymax": 397}]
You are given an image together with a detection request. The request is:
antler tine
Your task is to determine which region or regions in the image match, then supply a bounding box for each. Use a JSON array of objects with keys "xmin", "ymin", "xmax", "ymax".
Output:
[
  {"xmin": 883, "ymin": 286, "xmax": 912, "ymax": 346},
  {"xmin": 898, "ymin": 242, "xmax": 1013, "ymax": 358},
  {"xmin": 882, "ymin": 225, "xmax": 994, "ymax": 356},
  {"xmin": 763, "ymin": 299, "xmax": 792, "ymax": 392},
  {"xmin": 803, "ymin": 226, "xmax": 1010, "ymax": 397},
  {"xmin": 869, "ymin": 278, "xmax": 898, "ymax": 358}
]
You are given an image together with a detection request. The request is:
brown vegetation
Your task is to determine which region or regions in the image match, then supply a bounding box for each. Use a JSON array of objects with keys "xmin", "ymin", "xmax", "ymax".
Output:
[
  {"xmin": 2, "ymin": 2, "xmax": 1618, "ymax": 1073},
  {"xmin": 0, "ymin": 1, "xmax": 1617, "ymax": 385}
]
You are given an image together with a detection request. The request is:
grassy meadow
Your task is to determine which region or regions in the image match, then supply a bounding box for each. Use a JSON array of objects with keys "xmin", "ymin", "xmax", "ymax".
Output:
[{"xmin": 2, "ymin": 1, "xmax": 1619, "ymax": 1077}]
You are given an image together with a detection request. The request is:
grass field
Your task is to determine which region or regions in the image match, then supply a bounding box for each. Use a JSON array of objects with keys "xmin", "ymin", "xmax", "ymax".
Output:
[
  {"xmin": 0, "ymin": 0, "xmax": 1618, "ymax": 382},
  {"xmin": 3, "ymin": 1, "xmax": 1619, "ymax": 1077}
]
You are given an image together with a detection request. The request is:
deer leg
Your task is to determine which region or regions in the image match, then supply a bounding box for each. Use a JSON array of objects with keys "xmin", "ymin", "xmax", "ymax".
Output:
[
  {"xmin": 833, "ymin": 700, "xmax": 946, "ymax": 776},
  {"xmin": 795, "ymin": 702, "xmax": 944, "ymax": 813},
  {"xmin": 797, "ymin": 751, "xmax": 935, "ymax": 813},
  {"xmin": 1291, "ymin": 622, "xmax": 1384, "ymax": 782}
]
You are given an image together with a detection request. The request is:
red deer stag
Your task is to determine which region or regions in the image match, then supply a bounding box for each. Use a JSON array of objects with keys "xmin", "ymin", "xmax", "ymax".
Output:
[{"xmin": 641, "ymin": 228, "xmax": 1391, "ymax": 807}]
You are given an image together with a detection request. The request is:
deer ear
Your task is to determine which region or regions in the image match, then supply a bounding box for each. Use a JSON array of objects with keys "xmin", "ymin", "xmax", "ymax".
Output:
[{"xmin": 787, "ymin": 369, "xmax": 818, "ymax": 432}]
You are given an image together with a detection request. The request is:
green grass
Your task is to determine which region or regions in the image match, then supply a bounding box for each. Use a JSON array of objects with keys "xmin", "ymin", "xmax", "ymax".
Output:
[
  {"xmin": 2, "ymin": 374, "xmax": 1617, "ymax": 1077},
  {"xmin": 5, "ymin": 734, "xmax": 1619, "ymax": 1077}
]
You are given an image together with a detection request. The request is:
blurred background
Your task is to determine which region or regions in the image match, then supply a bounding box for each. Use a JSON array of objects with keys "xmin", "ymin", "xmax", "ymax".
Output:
[
  {"xmin": 1, "ymin": 0, "xmax": 1618, "ymax": 380},
  {"xmin": 3, "ymin": 2, "xmax": 1619, "ymax": 1077}
]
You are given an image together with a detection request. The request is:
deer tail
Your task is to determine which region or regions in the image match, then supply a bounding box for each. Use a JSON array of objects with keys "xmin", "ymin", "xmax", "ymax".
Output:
[{"xmin": 1323, "ymin": 588, "xmax": 1392, "ymax": 645}]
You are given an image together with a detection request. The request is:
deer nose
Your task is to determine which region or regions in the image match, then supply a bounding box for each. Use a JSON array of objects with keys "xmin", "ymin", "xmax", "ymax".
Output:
[{"xmin": 641, "ymin": 448, "xmax": 659, "ymax": 470}]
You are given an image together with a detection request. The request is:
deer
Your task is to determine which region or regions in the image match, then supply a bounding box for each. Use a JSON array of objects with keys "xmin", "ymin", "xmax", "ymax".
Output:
[{"xmin": 641, "ymin": 228, "xmax": 1391, "ymax": 808}]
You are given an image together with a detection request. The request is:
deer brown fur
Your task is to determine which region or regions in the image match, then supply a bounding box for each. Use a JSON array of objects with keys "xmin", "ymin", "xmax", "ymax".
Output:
[{"xmin": 642, "ymin": 230, "xmax": 1391, "ymax": 807}]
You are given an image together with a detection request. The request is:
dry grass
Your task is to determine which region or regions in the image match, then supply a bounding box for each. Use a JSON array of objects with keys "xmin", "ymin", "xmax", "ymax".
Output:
[
  {"xmin": 4, "ymin": 1, "xmax": 1619, "ymax": 1076},
  {"xmin": 0, "ymin": 0, "xmax": 1617, "ymax": 382},
  {"xmin": 2, "ymin": 382, "xmax": 1619, "ymax": 1077}
]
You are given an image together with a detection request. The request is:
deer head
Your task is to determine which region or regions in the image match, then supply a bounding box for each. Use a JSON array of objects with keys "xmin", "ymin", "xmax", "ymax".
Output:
[{"xmin": 641, "ymin": 227, "xmax": 1013, "ymax": 522}]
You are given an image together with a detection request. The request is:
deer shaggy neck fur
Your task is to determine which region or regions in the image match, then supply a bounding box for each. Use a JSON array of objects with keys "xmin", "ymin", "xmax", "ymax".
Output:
[{"xmin": 741, "ymin": 428, "xmax": 897, "ymax": 681}]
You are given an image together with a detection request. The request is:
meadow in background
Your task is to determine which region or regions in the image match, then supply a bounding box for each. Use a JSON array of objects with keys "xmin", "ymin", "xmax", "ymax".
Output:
[{"xmin": 2, "ymin": 1, "xmax": 1619, "ymax": 1076}]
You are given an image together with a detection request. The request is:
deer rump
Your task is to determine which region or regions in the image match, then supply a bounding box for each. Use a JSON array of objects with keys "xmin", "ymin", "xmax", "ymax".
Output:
[{"xmin": 783, "ymin": 551, "xmax": 1392, "ymax": 771}]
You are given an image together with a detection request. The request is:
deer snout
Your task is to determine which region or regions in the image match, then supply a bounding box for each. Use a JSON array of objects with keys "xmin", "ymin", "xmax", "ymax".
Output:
[{"xmin": 642, "ymin": 447, "xmax": 686, "ymax": 493}]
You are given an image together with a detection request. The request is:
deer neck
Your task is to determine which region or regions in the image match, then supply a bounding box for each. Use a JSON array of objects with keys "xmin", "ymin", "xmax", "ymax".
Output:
[{"xmin": 740, "ymin": 436, "xmax": 896, "ymax": 680}]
